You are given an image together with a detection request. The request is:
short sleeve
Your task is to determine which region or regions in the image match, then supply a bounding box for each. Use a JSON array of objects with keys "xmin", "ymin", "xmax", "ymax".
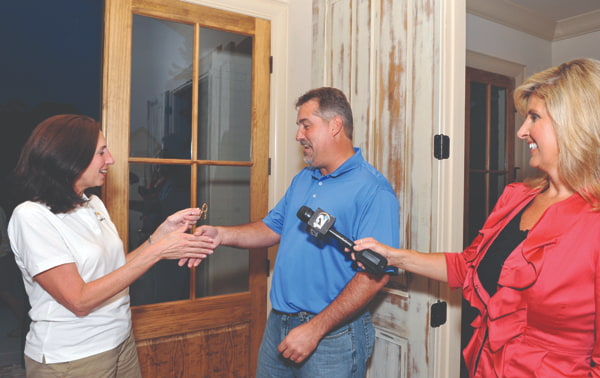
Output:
[{"xmin": 8, "ymin": 203, "xmax": 76, "ymax": 277}]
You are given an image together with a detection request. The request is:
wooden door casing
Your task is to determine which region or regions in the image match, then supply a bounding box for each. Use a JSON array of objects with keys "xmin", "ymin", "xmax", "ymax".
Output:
[{"xmin": 102, "ymin": 0, "xmax": 270, "ymax": 376}]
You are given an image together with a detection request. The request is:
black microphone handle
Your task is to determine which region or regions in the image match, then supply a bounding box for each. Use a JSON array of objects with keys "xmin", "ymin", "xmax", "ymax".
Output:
[
  {"xmin": 296, "ymin": 205, "xmax": 392, "ymax": 275},
  {"xmin": 326, "ymin": 227, "xmax": 355, "ymax": 250},
  {"xmin": 329, "ymin": 227, "xmax": 389, "ymax": 275}
]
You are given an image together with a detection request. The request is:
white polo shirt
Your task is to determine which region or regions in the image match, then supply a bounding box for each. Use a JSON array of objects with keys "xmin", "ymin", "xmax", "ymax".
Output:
[{"xmin": 8, "ymin": 195, "xmax": 131, "ymax": 363}]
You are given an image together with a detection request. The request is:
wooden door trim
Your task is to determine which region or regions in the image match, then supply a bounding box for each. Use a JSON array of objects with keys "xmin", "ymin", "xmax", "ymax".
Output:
[
  {"xmin": 132, "ymin": 0, "xmax": 257, "ymax": 35},
  {"xmin": 102, "ymin": 0, "xmax": 133, "ymax": 237},
  {"xmin": 131, "ymin": 292, "xmax": 253, "ymax": 339}
]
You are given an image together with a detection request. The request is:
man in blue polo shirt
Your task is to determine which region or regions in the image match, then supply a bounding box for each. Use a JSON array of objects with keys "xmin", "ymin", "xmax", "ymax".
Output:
[{"xmin": 196, "ymin": 87, "xmax": 399, "ymax": 377}]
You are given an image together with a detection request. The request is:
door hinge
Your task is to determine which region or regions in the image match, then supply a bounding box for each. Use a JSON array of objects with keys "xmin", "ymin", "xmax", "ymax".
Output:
[
  {"xmin": 430, "ymin": 300, "xmax": 447, "ymax": 327},
  {"xmin": 269, "ymin": 56, "xmax": 273, "ymax": 74},
  {"xmin": 434, "ymin": 134, "xmax": 450, "ymax": 160},
  {"xmin": 266, "ymin": 258, "xmax": 271, "ymax": 277},
  {"xmin": 268, "ymin": 157, "xmax": 271, "ymax": 175}
]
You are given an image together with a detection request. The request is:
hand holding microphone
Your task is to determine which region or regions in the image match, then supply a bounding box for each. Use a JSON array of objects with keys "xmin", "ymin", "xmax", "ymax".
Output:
[{"xmin": 296, "ymin": 206, "xmax": 398, "ymax": 275}]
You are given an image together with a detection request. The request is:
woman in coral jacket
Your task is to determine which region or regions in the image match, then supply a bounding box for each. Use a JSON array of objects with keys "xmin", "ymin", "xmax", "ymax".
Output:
[{"xmin": 353, "ymin": 57, "xmax": 600, "ymax": 377}]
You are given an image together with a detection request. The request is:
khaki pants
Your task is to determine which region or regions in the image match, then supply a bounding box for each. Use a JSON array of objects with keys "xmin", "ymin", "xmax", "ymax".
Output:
[{"xmin": 24, "ymin": 331, "xmax": 142, "ymax": 378}]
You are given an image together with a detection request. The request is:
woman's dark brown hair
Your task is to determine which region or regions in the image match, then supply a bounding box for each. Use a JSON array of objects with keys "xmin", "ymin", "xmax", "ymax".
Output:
[{"xmin": 11, "ymin": 114, "xmax": 101, "ymax": 213}]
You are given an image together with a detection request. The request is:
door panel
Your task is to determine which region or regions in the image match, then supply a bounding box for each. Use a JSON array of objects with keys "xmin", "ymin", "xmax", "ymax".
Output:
[
  {"xmin": 313, "ymin": 0, "xmax": 445, "ymax": 376},
  {"xmin": 136, "ymin": 323, "xmax": 250, "ymax": 377},
  {"xmin": 102, "ymin": 0, "xmax": 270, "ymax": 375}
]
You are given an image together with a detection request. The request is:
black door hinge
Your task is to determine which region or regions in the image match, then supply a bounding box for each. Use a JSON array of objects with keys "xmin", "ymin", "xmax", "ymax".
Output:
[
  {"xmin": 266, "ymin": 258, "xmax": 271, "ymax": 277},
  {"xmin": 269, "ymin": 56, "xmax": 273, "ymax": 74},
  {"xmin": 430, "ymin": 300, "xmax": 447, "ymax": 327},
  {"xmin": 434, "ymin": 134, "xmax": 450, "ymax": 160}
]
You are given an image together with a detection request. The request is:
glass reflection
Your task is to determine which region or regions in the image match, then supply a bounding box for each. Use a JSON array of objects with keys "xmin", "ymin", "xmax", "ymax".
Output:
[
  {"xmin": 128, "ymin": 16, "xmax": 254, "ymax": 303},
  {"xmin": 490, "ymin": 173, "xmax": 507, "ymax": 208},
  {"xmin": 490, "ymin": 86, "xmax": 506, "ymax": 170},
  {"xmin": 196, "ymin": 165, "xmax": 250, "ymax": 297},
  {"xmin": 468, "ymin": 172, "xmax": 486, "ymax": 243},
  {"xmin": 129, "ymin": 162, "xmax": 191, "ymax": 305},
  {"xmin": 469, "ymin": 82, "xmax": 487, "ymax": 170},
  {"xmin": 198, "ymin": 29, "xmax": 252, "ymax": 161},
  {"xmin": 130, "ymin": 15, "xmax": 193, "ymax": 159}
]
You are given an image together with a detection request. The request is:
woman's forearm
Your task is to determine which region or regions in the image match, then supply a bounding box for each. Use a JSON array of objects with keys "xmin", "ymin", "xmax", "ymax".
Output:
[{"xmin": 354, "ymin": 238, "xmax": 448, "ymax": 283}]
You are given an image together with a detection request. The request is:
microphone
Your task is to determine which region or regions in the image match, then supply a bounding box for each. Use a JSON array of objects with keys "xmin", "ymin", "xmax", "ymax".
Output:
[{"xmin": 296, "ymin": 206, "xmax": 397, "ymax": 275}]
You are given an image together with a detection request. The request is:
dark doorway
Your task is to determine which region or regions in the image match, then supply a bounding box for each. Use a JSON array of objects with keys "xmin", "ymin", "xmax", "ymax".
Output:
[
  {"xmin": 461, "ymin": 67, "xmax": 516, "ymax": 377},
  {"xmin": 0, "ymin": 1, "xmax": 104, "ymax": 373}
]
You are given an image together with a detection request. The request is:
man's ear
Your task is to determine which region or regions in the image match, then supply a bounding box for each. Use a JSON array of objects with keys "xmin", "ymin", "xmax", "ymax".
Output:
[{"xmin": 329, "ymin": 116, "xmax": 344, "ymax": 136}]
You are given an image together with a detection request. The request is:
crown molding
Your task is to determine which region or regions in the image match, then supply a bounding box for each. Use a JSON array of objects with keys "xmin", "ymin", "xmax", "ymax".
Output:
[
  {"xmin": 554, "ymin": 9, "xmax": 600, "ymax": 40},
  {"xmin": 467, "ymin": 0, "xmax": 600, "ymax": 41},
  {"xmin": 467, "ymin": 0, "xmax": 554, "ymax": 40}
]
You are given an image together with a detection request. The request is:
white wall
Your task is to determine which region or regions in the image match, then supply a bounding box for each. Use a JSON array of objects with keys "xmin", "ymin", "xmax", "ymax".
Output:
[
  {"xmin": 466, "ymin": 14, "xmax": 600, "ymax": 180},
  {"xmin": 553, "ymin": 30, "xmax": 600, "ymax": 65},
  {"xmin": 467, "ymin": 14, "xmax": 552, "ymax": 78}
]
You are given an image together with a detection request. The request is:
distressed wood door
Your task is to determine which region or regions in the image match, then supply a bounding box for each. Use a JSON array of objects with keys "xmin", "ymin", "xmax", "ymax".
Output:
[
  {"xmin": 313, "ymin": 0, "xmax": 464, "ymax": 376},
  {"xmin": 102, "ymin": 0, "xmax": 270, "ymax": 376}
]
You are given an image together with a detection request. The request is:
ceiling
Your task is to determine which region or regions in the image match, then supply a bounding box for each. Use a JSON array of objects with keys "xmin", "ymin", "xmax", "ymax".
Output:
[{"xmin": 466, "ymin": 0, "xmax": 600, "ymax": 41}]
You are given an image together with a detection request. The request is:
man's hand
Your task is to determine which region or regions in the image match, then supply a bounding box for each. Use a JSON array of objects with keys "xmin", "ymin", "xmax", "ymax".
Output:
[
  {"xmin": 178, "ymin": 225, "xmax": 220, "ymax": 267},
  {"xmin": 277, "ymin": 322, "xmax": 322, "ymax": 364}
]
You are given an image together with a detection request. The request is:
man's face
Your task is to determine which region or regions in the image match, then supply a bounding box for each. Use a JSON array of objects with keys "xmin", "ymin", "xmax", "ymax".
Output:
[{"xmin": 295, "ymin": 99, "xmax": 333, "ymax": 169}]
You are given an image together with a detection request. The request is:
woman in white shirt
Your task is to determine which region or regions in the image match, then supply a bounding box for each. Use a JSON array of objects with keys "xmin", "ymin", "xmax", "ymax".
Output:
[{"xmin": 8, "ymin": 114, "xmax": 212, "ymax": 377}]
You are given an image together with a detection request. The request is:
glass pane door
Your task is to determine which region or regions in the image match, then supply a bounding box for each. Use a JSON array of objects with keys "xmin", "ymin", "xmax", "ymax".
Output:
[
  {"xmin": 464, "ymin": 67, "xmax": 515, "ymax": 245},
  {"xmin": 128, "ymin": 14, "xmax": 252, "ymax": 305}
]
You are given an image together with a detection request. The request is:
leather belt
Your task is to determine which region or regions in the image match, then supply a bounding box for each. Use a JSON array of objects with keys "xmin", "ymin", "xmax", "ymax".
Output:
[{"xmin": 273, "ymin": 309, "xmax": 315, "ymax": 317}]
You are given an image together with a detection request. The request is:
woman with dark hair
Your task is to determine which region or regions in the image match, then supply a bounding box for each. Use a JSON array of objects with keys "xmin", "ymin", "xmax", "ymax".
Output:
[
  {"xmin": 8, "ymin": 114, "xmax": 212, "ymax": 377},
  {"xmin": 353, "ymin": 58, "xmax": 600, "ymax": 376}
]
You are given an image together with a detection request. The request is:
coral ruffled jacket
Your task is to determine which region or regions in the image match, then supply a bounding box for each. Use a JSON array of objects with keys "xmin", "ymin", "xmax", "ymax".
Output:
[{"xmin": 446, "ymin": 183, "xmax": 600, "ymax": 377}]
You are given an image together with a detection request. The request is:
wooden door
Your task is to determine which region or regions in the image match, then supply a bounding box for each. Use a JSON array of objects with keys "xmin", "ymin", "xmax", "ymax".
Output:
[
  {"xmin": 102, "ymin": 0, "xmax": 270, "ymax": 376},
  {"xmin": 313, "ymin": 0, "xmax": 464, "ymax": 376},
  {"xmin": 464, "ymin": 67, "xmax": 515, "ymax": 245}
]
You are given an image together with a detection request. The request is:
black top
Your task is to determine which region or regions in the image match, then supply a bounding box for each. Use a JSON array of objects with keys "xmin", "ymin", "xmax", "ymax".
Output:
[{"xmin": 477, "ymin": 206, "xmax": 529, "ymax": 296}]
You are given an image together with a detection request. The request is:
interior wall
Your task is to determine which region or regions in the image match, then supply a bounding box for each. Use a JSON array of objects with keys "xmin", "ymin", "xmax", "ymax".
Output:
[
  {"xmin": 467, "ymin": 14, "xmax": 552, "ymax": 78},
  {"xmin": 467, "ymin": 13, "xmax": 600, "ymax": 82},
  {"xmin": 466, "ymin": 13, "xmax": 600, "ymax": 181},
  {"xmin": 552, "ymin": 30, "xmax": 600, "ymax": 64}
]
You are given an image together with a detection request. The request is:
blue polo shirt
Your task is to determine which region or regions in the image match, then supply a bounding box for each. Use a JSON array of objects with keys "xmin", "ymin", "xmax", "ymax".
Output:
[{"xmin": 263, "ymin": 148, "xmax": 400, "ymax": 314}]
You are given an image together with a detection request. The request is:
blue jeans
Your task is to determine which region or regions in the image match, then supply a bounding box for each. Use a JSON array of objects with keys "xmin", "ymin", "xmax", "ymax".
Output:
[{"xmin": 256, "ymin": 309, "xmax": 375, "ymax": 378}]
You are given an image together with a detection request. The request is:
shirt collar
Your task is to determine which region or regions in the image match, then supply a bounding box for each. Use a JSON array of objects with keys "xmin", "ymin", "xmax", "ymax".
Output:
[{"xmin": 311, "ymin": 147, "xmax": 362, "ymax": 179}]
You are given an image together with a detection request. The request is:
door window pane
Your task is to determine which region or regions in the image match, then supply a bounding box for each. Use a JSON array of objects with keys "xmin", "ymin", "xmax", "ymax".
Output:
[
  {"xmin": 490, "ymin": 173, "xmax": 507, "ymax": 209},
  {"xmin": 198, "ymin": 29, "xmax": 252, "ymax": 162},
  {"xmin": 467, "ymin": 172, "xmax": 486, "ymax": 243},
  {"xmin": 129, "ymin": 163, "xmax": 191, "ymax": 306},
  {"xmin": 129, "ymin": 15, "xmax": 254, "ymax": 304},
  {"xmin": 130, "ymin": 15, "xmax": 194, "ymax": 160},
  {"xmin": 469, "ymin": 82, "xmax": 487, "ymax": 170},
  {"xmin": 490, "ymin": 86, "xmax": 507, "ymax": 170},
  {"xmin": 196, "ymin": 165, "xmax": 250, "ymax": 297},
  {"xmin": 465, "ymin": 68, "xmax": 515, "ymax": 248}
]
